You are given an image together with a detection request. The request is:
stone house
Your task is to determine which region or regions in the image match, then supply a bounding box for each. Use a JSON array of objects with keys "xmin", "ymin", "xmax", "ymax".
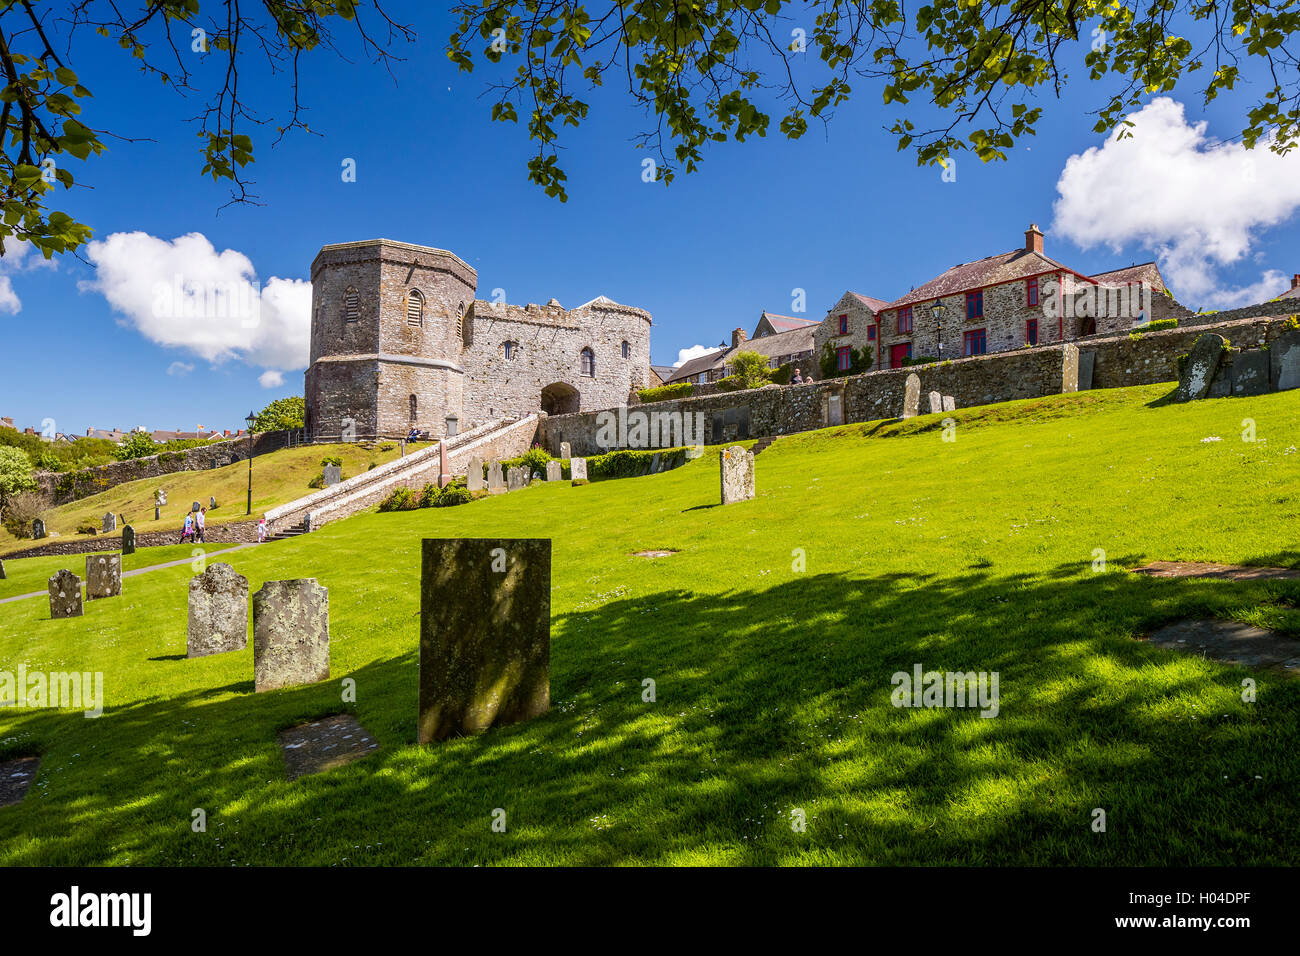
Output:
[
  {"xmin": 304, "ymin": 239, "xmax": 653, "ymax": 440},
  {"xmin": 1278, "ymin": 274, "xmax": 1300, "ymax": 300},
  {"xmin": 662, "ymin": 313, "xmax": 818, "ymax": 385}
]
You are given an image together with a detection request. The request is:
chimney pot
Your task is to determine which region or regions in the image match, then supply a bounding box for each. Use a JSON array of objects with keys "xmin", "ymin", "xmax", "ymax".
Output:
[
  {"xmin": 1025, "ymin": 223, "xmax": 1044, "ymax": 255},
  {"xmin": 731, "ymin": 327, "xmax": 748, "ymax": 349},
  {"xmin": 1292, "ymin": 273, "xmax": 1300, "ymax": 289}
]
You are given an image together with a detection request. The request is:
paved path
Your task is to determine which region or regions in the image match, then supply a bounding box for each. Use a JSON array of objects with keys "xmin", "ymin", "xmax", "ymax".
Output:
[{"xmin": 0, "ymin": 543, "xmax": 255, "ymax": 606}]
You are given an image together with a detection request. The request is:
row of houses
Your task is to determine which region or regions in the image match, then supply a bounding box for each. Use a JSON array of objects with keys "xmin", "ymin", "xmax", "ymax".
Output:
[
  {"xmin": 0, "ymin": 418, "xmax": 246, "ymax": 444},
  {"xmin": 654, "ymin": 223, "xmax": 1300, "ymax": 387}
]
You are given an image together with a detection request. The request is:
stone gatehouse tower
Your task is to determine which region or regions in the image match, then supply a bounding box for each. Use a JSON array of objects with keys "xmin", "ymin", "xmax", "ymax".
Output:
[{"xmin": 305, "ymin": 239, "xmax": 652, "ymax": 440}]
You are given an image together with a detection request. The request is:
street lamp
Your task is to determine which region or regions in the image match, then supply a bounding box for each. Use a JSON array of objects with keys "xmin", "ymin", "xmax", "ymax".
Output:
[
  {"xmin": 245, "ymin": 410, "xmax": 255, "ymax": 516},
  {"xmin": 931, "ymin": 298, "xmax": 947, "ymax": 357}
]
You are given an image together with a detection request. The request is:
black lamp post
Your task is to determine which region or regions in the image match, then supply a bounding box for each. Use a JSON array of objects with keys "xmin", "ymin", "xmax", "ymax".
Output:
[
  {"xmin": 932, "ymin": 297, "xmax": 947, "ymax": 357},
  {"xmin": 245, "ymin": 411, "xmax": 255, "ymax": 515}
]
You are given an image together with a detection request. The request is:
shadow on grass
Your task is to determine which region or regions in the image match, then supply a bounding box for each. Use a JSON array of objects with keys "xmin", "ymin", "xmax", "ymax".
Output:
[{"xmin": 2, "ymin": 560, "xmax": 1298, "ymax": 866}]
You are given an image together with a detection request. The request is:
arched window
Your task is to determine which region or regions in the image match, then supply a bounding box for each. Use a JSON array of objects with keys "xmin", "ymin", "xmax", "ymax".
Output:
[
  {"xmin": 343, "ymin": 286, "xmax": 360, "ymax": 323},
  {"xmin": 409, "ymin": 394, "xmax": 417, "ymax": 422},
  {"xmin": 580, "ymin": 347, "xmax": 595, "ymax": 377},
  {"xmin": 406, "ymin": 289, "xmax": 424, "ymax": 328},
  {"xmin": 503, "ymin": 341, "xmax": 518, "ymax": 360},
  {"xmin": 621, "ymin": 340, "xmax": 630, "ymax": 359}
]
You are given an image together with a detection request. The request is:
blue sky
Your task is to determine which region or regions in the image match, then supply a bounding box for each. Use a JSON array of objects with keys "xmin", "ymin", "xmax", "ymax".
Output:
[{"xmin": 3, "ymin": 3, "xmax": 1298, "ymax": 435}]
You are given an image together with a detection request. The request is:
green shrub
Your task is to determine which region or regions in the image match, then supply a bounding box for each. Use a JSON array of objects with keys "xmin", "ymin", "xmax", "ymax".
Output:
[
  {"xmin": 418, "ymin": 483, "xmax": 440, "ymax": 508},
  {"xmin": 587, "ymin": 447, "xmax": 687, "ymax": 480},
  {"xmin": 1138, "ymin": 318, "xmax": 1178, "ymax": 332},
  {"xmin": 435, "ymin": 486, "xmax": 473, "ymax": 507},
  {"xmin": 767, "ymin": 364, "xmax": 793, "ymax": 385},
  {"xmin": 76, "ymin": 523, "xmax": 98, "ymax": 535},
  {"xmin": 729, "ymin": 350, "xmax": 773, "ymax": 389},
  {"xmin": 377, "ymin": 487, "xmax": 418, "ymax": 512},
  {"xmin": 519, "ymin": 447, "xmax": 554, "ymax": 472},
  {"xmin": 320, "ymin": 455, "xmax": 343, "ymax": 468},
  {"xmin": 819, "ymin": 341, "xmax": 874, "ymax": 378},
  {"xmin": 637, "ymin": 382, "xmax": 694, "ymax": 403},
  {"xmin": 712, "ymin": 374, "xmax": 745, "ymax": 392},
  {"xmin": 115, "ymin": 431, "xmax": 159, "ymax": 461}
]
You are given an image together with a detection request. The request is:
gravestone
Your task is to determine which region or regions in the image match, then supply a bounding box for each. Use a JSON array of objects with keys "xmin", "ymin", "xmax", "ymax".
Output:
[
  {"xmin": 902, "ymin": 374, "xmax": 921, "ymax": 418},
  {"xmin": 1269, "ymin": 328, "xmax": 1300, "ymax": 391},
  {"xmin": 466, "ymin": 457, "xmax": 485, "ymax": 492},
  {"xmin": 209, "ymin": 496, "xmax": 217, "ymax": 510},
  {"xmin": 252, "ymin": 579, "xmax": 330, "ymax": 692},
  {"xmin": 122, "ymin": 524, "xmax": 136, "ymax": 555},
  {"xmin": 1230, "ymin": 349, "xmax": 1271, "ymax": 397},
  {"xmin": 102, "ymin": 512, "xmax": 117, "ymax": 533},
  {"xmin": 1061, "ymin": 342, "xmax": 1080, "ymax": 393},
  {"xmin": 188, "ymin": 563, "xmax": 249, "ymax": 658},
  {"xmin": 1077, "ymin": 349, "xmax": 1096, "ymax": 390},
  {"xmin": 827, "ymin": 392, "xmax": 844, "ymax": 426},
  {"xmin": 571, "ymin": 458, "xmax": 588, "ymax": 482},
  {"xmin": 487, "ymin": 460, "xmax": 506, "ymax": 494},
  {"xmin": 437, "ymin": 442, "xmax": 450, "ymax": 489},
  {"xmin": 507, "ymin": 466, "xmax": 527, "ymax": 491},
  {"xmin": 928, "ymin": 391, "xmax": 943, "ymax": 414},
  {"xmin": 32, "ymin": 518, "xmax": 45, "ymax": 539},
  {"xmin": 650, "ymin": 452, "xmax": 662, "ymax": 473},
  {"xmin": 545, "ymin": 461, "xmax": 562, "ymax": 481},
  {"xmin": 322, "ymin": 464, "xmax": 342, "ymax": 487},
  {"xmin": 48, "ymin": 569, "xmax": 82, "ymax": 619},
  {"xmin": 154, "ymin": 506, "xmax": 160, "ymax": 522},
  {"xmin": 418, "ymin": 538, "xmax": 551, "ymax": 742},
  {"xmin": 85, "ymin": 553, "xmax": 122, "ymax": 600},
  {"xmin": 720, "ymin": 445, "xmax": 755, "ymax": 504},
  {"xmin": 1175, "ymin": 333, "xmax": 1226, "ymax": 402},
  {"xmin": 559, "ymin": 442, "xmax": 571, "ymax": 459},
  {"xmin": 192, "ymin": 501, "xmax": 202, "ymax": 513},
  {"xmin": 0, "ymin": 559, "xmax": 6, "ymax": 579},
  {"xmin": 155, "ymin": 490, "xmax": 168, "ymax": 507},
  {"xmin": 942, "ymin": 395, "xmax": 956, "ymax": 413}
]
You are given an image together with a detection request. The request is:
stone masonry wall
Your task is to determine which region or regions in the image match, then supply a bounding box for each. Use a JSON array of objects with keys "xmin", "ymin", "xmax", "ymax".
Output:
[{"xmin": 6, "ymin": 519, "xmax": 261, "ymax": 560}]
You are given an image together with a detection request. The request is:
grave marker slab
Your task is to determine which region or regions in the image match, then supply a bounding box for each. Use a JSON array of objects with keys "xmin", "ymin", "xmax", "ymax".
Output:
[
  {"xmin": 942, "ymin": 395, "xmax": 956, "ymax": 413},
  {"xmin": 1077, "ymin": 349, "xmax": 1096, "ymax": 390},
  {"xmin": 507, "ymin": 466, "xmax": 526, "ymax": 491},
  {"xmin": 85, "ymin": 554, "xmax": 121, "ymax": 600},
  {"xmin": 928, "ymin": 391, "xmax": 943, "ymax": 414},
  {"xmin": 1175, "ymin": 333, "xmax": 1225, "ymax": 402},
  {"xmin": 1231, "ymin": 349, "xmax": 1271, "ymax": 397},
  {"xmin": 466, "ymin": 457, "xmax": 485, "ymax": 492},
  {"xmin": 188, "ymin": 562, "xmax": 249, "ymax": 658},
  {"xmin": 487, "ymin": 460, "xmax": 506, "ymax": 494},
  {"xmin": 122, "ymin": 525, "xmax": 136, "ymax": 555},
  {"xmin": 32, "ymin": 518, "xmax": 45, "ymax": 539},
  {"xmin": 322, "ymin": 464, "xmax": 342, "ymax": 487},
  {"xmin": 720, "ymin": 445, "xmax": 755, "ymax": 504},
  {"xmin": 570, "ymin": 457, "xmax": 588, "ymax": 482},
  {"xmin": 1269, "ymin": 328, "xmax": 1300, "ymax": 391},
  {"xmin": 102, "ymin": 512, "xmax": 117, "ymax": 533},
  {"xmin": 437, "ymin": 442, "xmax": 450, "ymax": 489},
  {"xmin": 209, "ymin": 496, "xmax": 218, "ymax": 510},
  {"xmin": 545, "ymin": 461, "xmax": 562, "ymax": 481},
  {"xmin": 48, "ymin": 569, "xmax": 82, "ymax": 618},
  {"xmin": 418, "ymin": 538, "xmax": 550, "ymax": 742},
  {"xmin": 192, "ymin": 501, "xmax": 202, "ymax": 513},
  {"xmin": 1061, "ymin": 342, "xmax": 1080, "ymax": 393},
  {"xmin": 902, "ymin": 374, "xmax": 921, "ymax": 418},
  {"xmin": 0, "ymin": 559, "xmax": 6, "ymax": 579},
  {"xmin": 252, "ymin": 579, "xmax": 330, "ymax": 692},
  {"xmin": 559, "ymin": 442, "xmax": 571, "ymax": 459}
]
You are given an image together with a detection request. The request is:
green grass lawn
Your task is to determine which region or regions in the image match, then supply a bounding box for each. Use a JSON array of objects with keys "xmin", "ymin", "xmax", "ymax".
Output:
[
  {"xmin": 1, "ymin": 382, "xmax": 1298, "ymax": 865},
  {"xmin": 0, "ymin": 441, "xmax": 431, "ymax": 556}
]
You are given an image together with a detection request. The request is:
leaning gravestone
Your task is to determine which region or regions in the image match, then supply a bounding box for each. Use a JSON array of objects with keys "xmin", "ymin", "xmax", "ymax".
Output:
[
  {"xmin": 121, "ymin": 524, "xmax": 136, "ymax": 555},
  {"xmin": 487, "ymin": 460, "xmax": 506, "ymax": 494},
  {"xmin": 928, "ymin": 391, "xmax": 943, "ymax": 414},
  {"xmin": 418, "ymin": 538, "xmax": 551, "ymax": 742},
  {"xmin": 48, "ymin": 569, "xmax": 82, "ymax": 619},
  {"xmin": 0, "ymin": 559, "xmax": 6, "ymax": 579},
  {"xmin": 102, "ymin": 512, "xmax": 117, "ymax": 533},
  {"xmin": 720, "ymin": 445, "xmax": 755, "ymax": 505},
  {"xmin": 466, "ymin": 457, "xmax": 485, "ymax": 492},
  {"xmin": 85, "ymin": 553, "xmax": 122, "ymax": 600},
  {"xmin": 252, "ymin": 579, "xmax": 330, "ymax": 692},
  {"xmin": 942, "ymin": 395, "xmax": 956, "ymax": 413},
  {"xmin": 902, "ymin": 374, "xmax": 921, "ymax": 418},
  {"xmin": 545, "ymin": 461, "xmax": 562, "ymax": 481},
  {"xmin": 32, "ymin": 517, "xmax": 45, "ymax": 539},
  {"xmin": 1269, "ymin": 328, "xmax": 1300, "ymax": 391},
  {"xmin": 559, "ymin": 442, "xmax": 571, "ymax": 459},
  {"xmin": 322, "ymin": 464, "xmax": 342, "ymax": 487},
  {"xmin": 188, "ymin": 563, "xmax": 249, "ymax": 658},
  {"xmin": 1175, "ymin": 333, "xmax": 1226, "ymax": 402},
  {"xmin": 570, "ymin": 457, "xmax": 588, "ymax": 482}
]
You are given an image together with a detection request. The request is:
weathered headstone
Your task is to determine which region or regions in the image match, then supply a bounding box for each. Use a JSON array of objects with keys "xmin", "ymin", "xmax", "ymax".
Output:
[
  {"xmin": 559, "ymin": 442, "xmax": 571, "ymax": 459},
  {"xmin": 252, "ymin": 579, "xmax": 330, "ymax": 692},
  {"xmin": 570, "ymin": 457, "xmax": 588, "ymax": 482},
  {"xmin": 32, "ymin": 517, "xmax": 45, "ymax": 539},
  {"xmin": 1061, "ymin": 342, "xmax": 1080, "ymax": 393},
  {"xmin": 322, "ymin": 464, "xmax": 342, "ymax": 487},
  {"xmin": 507, "ymin": 466, "xmax": 526, "ymax": 491},
  {"xmin": 418, "ymin": 538, "xmax": 550, "ymax": 742},
  {"xmin": 942, "ymin": 395, "xmax": 956, "ymax": 413},
  {"xmin": 1077, "ymin": 349, "xmax": 1096, "ymax": 390},
  {"xmin": 85, "ymin": 553, "xmax": 122, "ymax": 600},
  {"xmin": 545, "ymin": 461, "xmax": 562, "ymax": 481},
  {"xmin": 928, "ymin": 391, "xmax": 943, "ymax": 414},
  {"xmin": 209, "ymin": 495, "xmax": 217, "ymax": 510},
  {"xmin": 48, "ymin": 569, "xmax": 82, "ymax": 618},
  {"xmin": 902, "ymin": 374, "xmax": 921, "ymax": 418},
  {"xmin": 1175, "ymin": 333, "xmax": 1226, "ymax": 402},
  {"xmin": 466, "ymin": 457, "xmax": 485, "ymax": 492},
  {"xmin": 1269, "ymin": 328, "xmax": 1300, "ymax": 391},
  {"xmin": 720, "ymin": 445, "xmax": 755, "ymax": 504},
  {"xmin": 1230, "ymin": 349, "xmax": 1271, "ymax": 397},
  {"xmin": 154, "ymin": 506, "xmax": 160, "ymax": 522},
  {"xmin": 188, "ymin": 563, "xmax": 249, "ymax": 658},
  {"xmin": 122, "ymin": 524, "xmax": 136, "ymax": 555},
  {"xmin": 487, "ymin": 460, "xmax": 506, "ymax": 494},
  {"xmin": 437, "ymin": 441, "xmax": 451, "ymax": 489},
  {"xmin": 0, "ymin": 559, "xmax": 6, "ymax": 579},
  {"xmin": 191, "ymin": 501, "xmax": 201, "ymax": 513},
  {"xmin": 650, "ymin": 452, "xmax": 662, "ymax": 473},
  {"xmin": 102, "ymin": 512, "xmax": 117, "ymax": 533}
]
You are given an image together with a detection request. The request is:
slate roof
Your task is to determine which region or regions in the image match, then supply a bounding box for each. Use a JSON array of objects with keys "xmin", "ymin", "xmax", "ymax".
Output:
[
  {"xmin": 758, "ymin": 313, "xmax": 818, "ymax": 333},
  {"xmin": 849, "ymin": 292, "xmax": 892, "ymax": 312},
  {"xmin": 1090, "ymin": 262, "xmax": 1168, "ymax": 295},
  {"xmin": 662, "ymin": 326, "xmax": 815, "ymax": 383},
  {"xmin": 1278, "ymin": 282, "xmax": 1300, "ymax": 301},
  {"xmin": 887, "ymin": 250, "xmax": 1071, "ymax": 310}
]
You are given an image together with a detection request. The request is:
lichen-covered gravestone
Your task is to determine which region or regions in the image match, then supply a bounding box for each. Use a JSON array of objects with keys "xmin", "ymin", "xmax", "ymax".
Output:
[
  {"xmin": 1269, "ymin": 328, "xmax": 1300, "ymax": 391},
  {"xmin": 322, "ymin": 464, "xmax": 342, "ymax": 487},
  {"xmin": 466, "ymin": 457, "xmax": 485, "ymax": 492},
  {"xmin": 487, "ymin": 460, "xmax": 506, "ymax": 494},
  {"xmin": 122, "ymin": 524, "xmax": 136, "ymax": 556},
  {"xmin": 102, "ymin": 512, "xmax": 116, "ymax": 533},
  {"xmin": 570, "ymin": 457, "xmax": 588, "ymax": 483},
  {"xmin": 252, "ymin": 579, "xmax": 330, "ymax": 692},
  {"xmin": 720, "ymin": 445, "xmax": 755, "ymax": 505},
  {"xmin": 32, "ymin": 517, "xmax": 45, "ymax": 539},
  {"xmin": 85, "ymin": 553, "xmax": 121, "ymax": 600},
  {"xmin": 942, "ymin": 395, "xmax": 956, "ymax": 413},
  {"xmin": 559, "ymin": 442, "xmax": 571, "ymax": 459},
  {"xmin": 418, "ymin": 538, "xmax": 550, "ymax": 742},
  {"xmin": 545, "ymin": 460, "xmax": 562, "ymax": 481},
  {"xmin": 48, "ymin": 569, "xmax": 82, "ymax": 619},
  {"xmin": 902, "ymin": 374, "xmax": 921, "ymax": 418},
  {"xmin": 209, "ymin": 495, "xmax": 217, "ymax": 510},
  {"xmin": 1230, "ymin": 349, "xmax": 1271, "ymax": 397},
  {"xmin": 188, "ymin": 563, "xmax": 250, "ymax": 658},
  {"xmin": 1175, "ymin": 333, "xmax": 1226, "ymax": 402},
  {"xmin": 928, "ymin": 391, "xmax": 943, "ymax": 414},
  {"xmin": 507, "ymin": 466, "xmax": 526, "ymax": 491},
  {"xmin": 1061, "ymin": 342, "xmax": 1080, "ymax": 393}
]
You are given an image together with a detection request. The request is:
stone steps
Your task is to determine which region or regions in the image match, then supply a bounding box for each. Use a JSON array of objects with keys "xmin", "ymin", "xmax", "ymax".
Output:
[{"xmin": 751, "ymin": 437, "xmax": 778, "ymax": 456}]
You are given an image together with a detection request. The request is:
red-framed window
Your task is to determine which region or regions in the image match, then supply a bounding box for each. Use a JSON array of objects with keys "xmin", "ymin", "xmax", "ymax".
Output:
[
  {"xmin": 838, "ymin": 314, "xmax": 849, "ymax": 335},
  {"xmin": 836, "ymin": 345, "xmax": 852, "ymax": 371},
  {"xmin": 867, "ymin": 324, "xmax": 877, "ymax": 341},
  {"xmin": 1025, "ymin": 319, "xmax": 1038, "ymax": 346},
  {"xmin": 1027, "ymin": 276, "xmax": 1039, "ymax": 307},
  {"xmin": 963, "ymin": 328, "xmax": 987, "ymax": 356},
  {"xmin": 898, "ymin": 306, "xmax": 913, "ymax": 334},
  {"xmin": 966, "ymin": 290, "xmax": 983, "ymax": 320}
]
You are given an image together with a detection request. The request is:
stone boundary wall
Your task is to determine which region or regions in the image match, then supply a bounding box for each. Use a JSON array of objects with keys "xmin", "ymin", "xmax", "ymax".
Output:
[
  {"xmin": 540, "ymin": 311, "xmax": 1299, "ymax": 455},
  {"xmin": 5, "ymin": 520, "xmax": 261, "ymax": 560}
]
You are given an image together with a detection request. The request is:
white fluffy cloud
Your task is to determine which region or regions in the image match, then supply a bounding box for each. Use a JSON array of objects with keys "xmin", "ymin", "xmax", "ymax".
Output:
[
  {"xmin": 80, "ymin": 232, "xmax": 311, "ymax": 380},
  {"xmin": 258, "ymin": 369, "xmax": 285, "ymax": 389},
  {"xmin": 1051, "ymin": 98, "xmax": 1300, "ymax": 308},
  {"xmin": 166, "ymin": 361, "xmax": 194, "ymax": 376},
  {"xmin": 673, "ymin": 344, "xmax": 716, "ymax": 367},
  {"xmin": 0, "ymin": 238, "xmax": 58, "ymax": 314}
]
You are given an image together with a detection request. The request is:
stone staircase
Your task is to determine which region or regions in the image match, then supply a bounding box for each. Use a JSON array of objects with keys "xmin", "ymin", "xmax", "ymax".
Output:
[
  {"xmin": 751, "ymin": 437, "xmax": 779, "ymax": 456},
  {"xmin": 267, "ymin": 519, "xmax": 309, "ymax": 543}
]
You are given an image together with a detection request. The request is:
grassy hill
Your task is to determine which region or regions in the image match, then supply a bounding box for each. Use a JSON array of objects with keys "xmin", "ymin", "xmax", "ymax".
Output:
[
  {"xmin": 0, "ymin": 441, "xmax": 431, "ymax": 555},
  {"xmin": 1, "ymin": 382, "xmax": 1298, "ymax": 865}
]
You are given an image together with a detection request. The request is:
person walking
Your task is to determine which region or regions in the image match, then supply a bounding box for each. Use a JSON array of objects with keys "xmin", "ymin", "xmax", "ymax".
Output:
[
  {"xmin": 257, "ymin": 516, "xmax": 267, "ymax": 544},
  {"xmin": 195, "ymin": 506, "xmax": 207, "ymax": 543},
  {"xmin": 180, "ymin": 511, "xmax": 194, "ymax": 544}
]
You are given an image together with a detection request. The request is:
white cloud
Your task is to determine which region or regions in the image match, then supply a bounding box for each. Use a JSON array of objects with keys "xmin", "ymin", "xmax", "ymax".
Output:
[
  {"xmin": 166, "ymin": 361, "xmax": 194, "ymax": 376},
  {"xmin": 80, "ymin": 231, "xmax": 311, "ymax": 372},
  {"xmin": 258, "ymin": 369, "xmax": 285, "ymax": 389},
  {"xmin": 673, "ymin": 344, "xmax": 716, "ymax": 367},
  {"xmin": 0, "ymin": 238, "xmax": 59, "ymax": 314},
  {"xmin": 1051, "ymin": 97, "xmax": 1300, "ymax": 308},
  {"xmin": 0, "ymin": 276, "xmax": 19, "ymax": 314}
]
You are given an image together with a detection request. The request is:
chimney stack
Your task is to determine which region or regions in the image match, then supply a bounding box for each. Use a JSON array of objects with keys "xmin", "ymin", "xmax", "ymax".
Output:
[
  {"xmin": 1292, "ymin": 273, "xmax": 1299, "ymax": 289},
  {"xmin": 732, "ymin": 327, "xmax": 748, "ymax": 349},
  {"xmin": 1025, "ymin": 223, "xmax": 1044, "ymax": 255}
]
